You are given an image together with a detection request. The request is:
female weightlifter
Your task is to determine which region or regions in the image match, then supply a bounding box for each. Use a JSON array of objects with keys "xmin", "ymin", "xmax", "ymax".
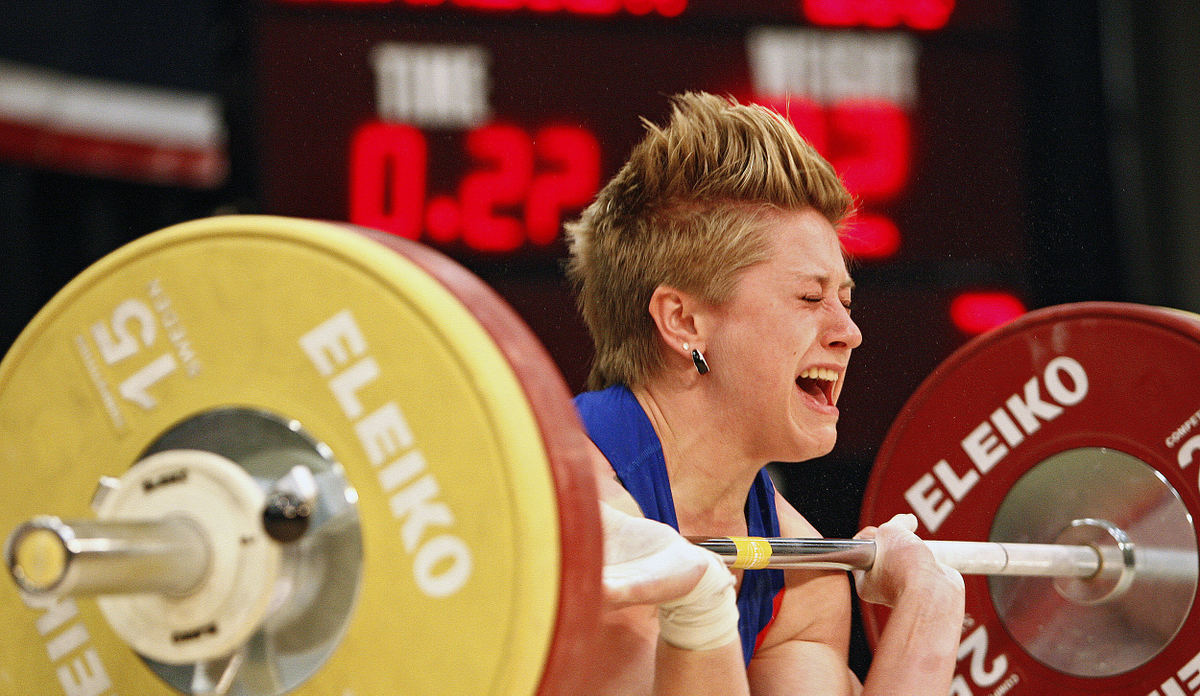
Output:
[{"xmin": 569, "ymin": 92, "xmax": 966, "ymax": 695}]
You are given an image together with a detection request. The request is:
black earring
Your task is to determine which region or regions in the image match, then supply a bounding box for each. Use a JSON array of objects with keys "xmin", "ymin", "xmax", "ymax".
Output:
[{"xmin": 691, "ymin": 348, "xmax": 709, "ymax": 375}]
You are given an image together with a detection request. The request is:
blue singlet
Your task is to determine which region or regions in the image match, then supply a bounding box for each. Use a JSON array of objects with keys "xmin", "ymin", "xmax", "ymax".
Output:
[{"xmin": 574, "ymin": 384, "xmax": 786, "ymax": 665}]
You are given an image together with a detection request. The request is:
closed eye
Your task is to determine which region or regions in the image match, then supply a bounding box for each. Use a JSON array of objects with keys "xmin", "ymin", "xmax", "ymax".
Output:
[{"xmin": 801, "ymin": 295, "xmax": 852, "ymax": 314}]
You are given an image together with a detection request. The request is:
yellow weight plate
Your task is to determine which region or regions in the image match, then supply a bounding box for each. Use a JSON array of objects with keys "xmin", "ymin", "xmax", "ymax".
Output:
[{"xmin": 0, "ymin": 215, "xmax": 600, "ymax": 695}]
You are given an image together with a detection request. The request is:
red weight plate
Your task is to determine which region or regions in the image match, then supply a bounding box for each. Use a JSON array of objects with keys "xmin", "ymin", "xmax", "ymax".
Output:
[{"xmin": 861, "ymin": 302, "xmax": 1200, "ymax": 694}]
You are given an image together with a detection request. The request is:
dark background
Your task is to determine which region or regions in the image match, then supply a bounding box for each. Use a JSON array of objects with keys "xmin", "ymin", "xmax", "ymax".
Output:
[{"xmin": 1, "ymin": 0, "xmax": 1198, "ymax": 679}]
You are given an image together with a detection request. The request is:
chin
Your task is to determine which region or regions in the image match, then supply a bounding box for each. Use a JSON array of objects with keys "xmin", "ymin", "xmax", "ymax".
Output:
[
  {"xmin": 776, "ymin": 438, "xmax": 836, "ymax": 464},
  {"xmin": 791, "ymin": 428, "xmax": 838, "ymax": 462},
  {"xmin": 770, "ymin": 411, "xmax": 840, "ymax": 462}
]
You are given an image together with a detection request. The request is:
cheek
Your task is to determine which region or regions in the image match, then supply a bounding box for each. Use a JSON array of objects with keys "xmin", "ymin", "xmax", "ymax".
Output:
[{"xmin": 712, "ymin": 307, "xmax": 807, "ymax": 374}]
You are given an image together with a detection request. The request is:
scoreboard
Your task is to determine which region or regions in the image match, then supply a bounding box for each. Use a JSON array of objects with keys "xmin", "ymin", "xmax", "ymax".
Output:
[{"xmin": 254, "ymin": 0, "xmax": 1028, "ymax": 463}]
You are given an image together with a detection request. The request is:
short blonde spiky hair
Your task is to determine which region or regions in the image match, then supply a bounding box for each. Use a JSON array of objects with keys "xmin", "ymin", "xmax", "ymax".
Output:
[{"xmin": 565, "ymin": 92, "xmax": 853, "ymax": 390}]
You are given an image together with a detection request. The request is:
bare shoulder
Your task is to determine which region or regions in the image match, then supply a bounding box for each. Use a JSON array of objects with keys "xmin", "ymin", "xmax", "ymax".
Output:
[
  {"xmin": 774, "ymin": 491, "xmax": 821, "ymax": 538},
  {"xmin": 755, "ymin": 492, "xmax": 853, "ymax": 654}
]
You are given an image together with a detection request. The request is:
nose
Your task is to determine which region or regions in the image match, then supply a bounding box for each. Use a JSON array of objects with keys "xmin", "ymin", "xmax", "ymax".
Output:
[{"xmin": 827, "ymin": 303, "xmax": 862, "ymax": 350}]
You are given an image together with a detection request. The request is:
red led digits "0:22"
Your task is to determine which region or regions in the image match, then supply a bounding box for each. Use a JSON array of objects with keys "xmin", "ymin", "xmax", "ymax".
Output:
[{"xmin": 349, "ymin": 121, "xmax": 601, "ymax": 253}]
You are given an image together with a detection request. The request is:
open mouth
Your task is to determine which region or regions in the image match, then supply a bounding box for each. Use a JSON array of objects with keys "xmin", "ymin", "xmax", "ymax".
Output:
[{"xmin": 796, "ymin": 367, "xmax": 838, "ymax": 406}]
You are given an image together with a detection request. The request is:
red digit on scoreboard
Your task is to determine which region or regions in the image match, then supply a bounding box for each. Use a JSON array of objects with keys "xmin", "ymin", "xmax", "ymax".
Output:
[
  {"xmin": 400, "ymin": 0, "xmax": 686, "ymax": 17},
  {"xmin": 841, "ymin": 213, "xmax": 901, "ymax": 259},
  {"xmin": 802, "ymin": 0, "xmax": 955, "ymax": 30},
  {"xmin": 460, "ymin": 123, "xmax": 534, "ymax": 253},
  {"xmin": 764, "ymin": 96, "xmax": 910, "ymax": 259},
  {"xmin": 526, "ymin": 126, "xmax": 602, "ymax": 245},
  {"xmin": 562, "ymin": 0, "xmax": 623, "ymax": 14},
  {"xmin": 776, "ymin": 97, "xmax": 829, "ymax": 153},
  {"xmin": 828, "ymin": 100, "xmax": 910, "ymax": 201},
  {"xmin": 348, "ymin": 120, "xmax": 426, "ymax": 241},
  {"xmin": 765, "ymin": 97, "xmax": 912, "ymax": 203}
]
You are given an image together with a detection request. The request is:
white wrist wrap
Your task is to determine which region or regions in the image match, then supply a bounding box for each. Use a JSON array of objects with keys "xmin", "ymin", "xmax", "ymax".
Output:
[{"xmin": 657, "ymin": 551, "xmax": 739, "ymax": 651}]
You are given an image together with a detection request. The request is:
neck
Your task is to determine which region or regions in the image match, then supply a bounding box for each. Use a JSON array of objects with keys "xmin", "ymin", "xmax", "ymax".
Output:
[{"xmin": 631, "ymin": 380, "xmax": 765, "ymax": 535}]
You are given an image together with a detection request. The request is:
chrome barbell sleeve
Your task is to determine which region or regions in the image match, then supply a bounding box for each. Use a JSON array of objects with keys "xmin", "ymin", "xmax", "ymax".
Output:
[{"xmin": 5, "ymin": 515, "xmax": 210, "ymax": 597}]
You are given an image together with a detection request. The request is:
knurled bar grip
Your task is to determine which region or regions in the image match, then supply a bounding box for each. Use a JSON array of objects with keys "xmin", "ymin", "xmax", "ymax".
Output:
[{"xmin": 5, "ymin": 516, "xmax": 210, "ymax": 597}]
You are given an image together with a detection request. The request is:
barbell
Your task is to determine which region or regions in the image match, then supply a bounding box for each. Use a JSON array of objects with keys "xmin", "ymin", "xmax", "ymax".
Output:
[{"xmin": 1, "ymin": 216, "xmax": 1198, "ymax": 695}]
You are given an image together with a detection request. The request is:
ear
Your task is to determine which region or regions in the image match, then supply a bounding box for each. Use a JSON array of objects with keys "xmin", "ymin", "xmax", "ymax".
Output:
[{"xmin": 647, "ymin": 285, "xmax": 707, "ymax": 358}]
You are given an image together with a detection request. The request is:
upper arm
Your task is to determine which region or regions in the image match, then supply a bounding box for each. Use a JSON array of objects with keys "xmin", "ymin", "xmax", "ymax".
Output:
[
  {"xmin": 747, "ymin": 493, "xmax": 861, "ymax": 695},
  {"xmin": 747, "ymin": 638, "xmax": 860, "ymax": 696}
]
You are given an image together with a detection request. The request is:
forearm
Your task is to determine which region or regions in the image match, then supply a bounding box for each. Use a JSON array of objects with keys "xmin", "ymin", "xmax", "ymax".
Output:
[
  {"xmin": 649, "ymin": 549, "xmax": 750, "ymax": 695},
  {"xmin": 860, "ymin": 581, "xmax": 963, "ymax": 696},
  {"xmin": 600, "ymin": 493, "xmax": 752, "ymax": 695},
  {"xmin": 654, "ymin": 639, "xmax": 750, "ymax": 696}
]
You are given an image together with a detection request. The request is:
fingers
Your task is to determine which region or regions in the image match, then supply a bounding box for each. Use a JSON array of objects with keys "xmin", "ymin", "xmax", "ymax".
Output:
[
  {"xmin": 940, "ymin": 562, "xmax": 966, "ymax": 593},
  {"xmin": 600, "ymin": 501, "xmax": 711, "ymax": 607},
  {"xmin": 892, "ymin": 513, "xmax": 918, "ymax": 533},
  {"xmin": 871, "ymin": 513, "xmax": 917, "ymax": 537},
  {"xmin": 853, "ymin": 512, "xmax": 917, "ymax": 545},
  {"xmin": 852, "ymin": 514, "xmax": 938, "ymax": 607}
]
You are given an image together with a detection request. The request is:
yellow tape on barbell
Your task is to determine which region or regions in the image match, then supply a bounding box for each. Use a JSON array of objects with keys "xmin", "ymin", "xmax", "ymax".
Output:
[{"xmin": 728, "ymin": 536, "xmax": 773, "ymax": 570}]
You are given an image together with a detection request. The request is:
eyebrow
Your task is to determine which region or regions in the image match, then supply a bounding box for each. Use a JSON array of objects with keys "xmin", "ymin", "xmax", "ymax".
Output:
[{"xmin": 799, "ymin": 273, "xmax": 856, "ymax": 291}]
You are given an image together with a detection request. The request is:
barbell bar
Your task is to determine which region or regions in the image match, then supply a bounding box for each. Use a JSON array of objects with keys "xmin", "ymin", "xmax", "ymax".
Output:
[
  {"xmin": 692, "ymin": 535, "xmax": 1113, "ymax": 577},
  {"xmin": 2, "ymin": 516, "xmax": 1147, "ymax": 600},
  {"xmin": 16, "ymin": 506, "xmax": 1193, "ymax": 611}
]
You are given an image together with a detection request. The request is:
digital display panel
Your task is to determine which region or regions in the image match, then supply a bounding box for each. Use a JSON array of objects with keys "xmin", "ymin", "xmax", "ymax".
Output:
[{"xmin": 255, "ymin": 0, "xmax": 1027, "ymax": 460}]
